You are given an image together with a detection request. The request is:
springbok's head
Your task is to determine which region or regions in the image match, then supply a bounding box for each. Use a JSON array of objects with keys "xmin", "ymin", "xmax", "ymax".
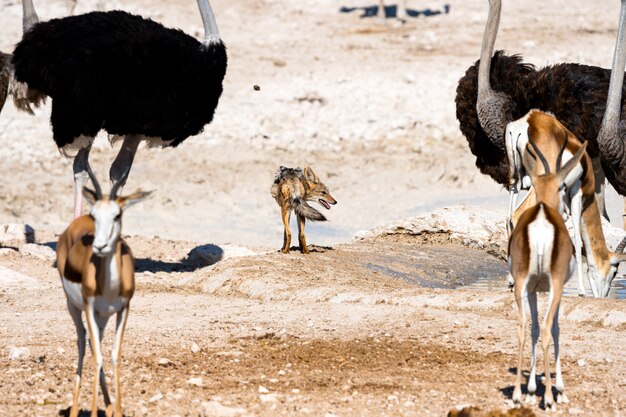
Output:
[
  {"xmin": 593, "ymin": 236, "xmax": 626, "ymax": 298},
  {"xmin": 83, "ymin": 164, "xmax": 151, "ymax": 257}
]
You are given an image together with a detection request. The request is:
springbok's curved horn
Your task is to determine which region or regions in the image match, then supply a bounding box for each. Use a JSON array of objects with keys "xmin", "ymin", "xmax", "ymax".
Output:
[
  {"xmin": 615, "ymin": 235, "xmax": 626, "ymax": 253},
  {"xmin": 528, "ymin": 132, "xmax": 550, "ymax": 174},
  {"xmin": 110, "ymin": 166, "xmax": 130, "ymax": 200},
  {"xmin": 86, "ymin": 162, "xmax": 103, "ymax": 200},
  {"xmin": 556, "ymin": 132, "xmax": 568, "ymax": 170}
]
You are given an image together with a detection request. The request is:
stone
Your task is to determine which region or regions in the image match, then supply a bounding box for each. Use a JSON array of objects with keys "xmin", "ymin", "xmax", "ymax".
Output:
[{"xmin": 0, "ymin": 224, "xmax": 35, "ymax": 244}]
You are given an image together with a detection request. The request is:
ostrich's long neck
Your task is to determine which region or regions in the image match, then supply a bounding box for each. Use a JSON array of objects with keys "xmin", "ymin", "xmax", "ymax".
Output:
[
  {"xmin": 22, "ymin": 0, "xmax": 39, "ymax": 33},
  {"xmin": 477, "ymin": 0, "xmax": 501, "ymax": 96},
  {"xmin": 600, "ymin": 0, "xmax": 626, "ymax": 142},
  {"xmin": 197, "ymin": 0, "xmax": 221, "ymax": 45}
]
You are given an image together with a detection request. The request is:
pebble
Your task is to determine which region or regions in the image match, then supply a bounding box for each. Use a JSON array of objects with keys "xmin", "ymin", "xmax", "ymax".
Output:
[
  {"xmin": 9, "ymin": 346, "xmax": 30, "ymax": 360},
  {"xmin": 191, "ymin": 343, "xmax": 201, "ymax": 353},
  {"xmin": 258, "ymin": 385, "xmax": 269, "ymax": 394},
  {"xmin": 148, "ymin": 392, "xmax": 163, "ymax": 403},
  {"xmin": 187, "ymin": 377, "xmax": 203, "ymax": 387},
  {"xmin": 259, "ymin": 393, "xmax": 278, "ymax": 403},
  {"xmin": 158, "ymin": 358, "xmax": 170, "ymax": 366},
  {"xmin": 577, "ymin": 359, "xmax": 586, "ymax": 367}
]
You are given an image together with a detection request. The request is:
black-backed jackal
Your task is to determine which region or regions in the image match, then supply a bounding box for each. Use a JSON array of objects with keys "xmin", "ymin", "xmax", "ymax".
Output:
[{"xmin": 271, "ymin": 166, "xmax": 337, "ymax": 254}]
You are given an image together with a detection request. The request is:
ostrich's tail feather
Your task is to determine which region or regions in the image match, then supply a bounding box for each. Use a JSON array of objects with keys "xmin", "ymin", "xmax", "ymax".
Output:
[
  {"xmin": 8, "ymin": 68, "xmax": 46, "ymax": 115},
  {"xmin": 0, "ymin": 52, "xmax": 10, "ymax": 116}
]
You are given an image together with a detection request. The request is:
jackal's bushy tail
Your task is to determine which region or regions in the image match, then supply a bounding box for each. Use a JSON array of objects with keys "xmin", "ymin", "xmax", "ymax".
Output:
[{"xmin": 293, "ymin": 197, "xmax": 326, "ymax": 221}]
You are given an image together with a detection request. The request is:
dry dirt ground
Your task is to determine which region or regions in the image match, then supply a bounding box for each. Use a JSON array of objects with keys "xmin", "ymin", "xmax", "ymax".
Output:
[{"xmin": 1, "ymin": 0, "xmax": 626, "ymax": 416}]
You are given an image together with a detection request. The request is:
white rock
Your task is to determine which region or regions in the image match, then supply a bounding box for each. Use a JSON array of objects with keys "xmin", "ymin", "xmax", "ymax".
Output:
[
  {"xmin": 577, "ymin": 359, "xmax": 586, "ymax": 367},
  {"xmin": 187, "ymin": 377, "xmax": 203, "ymax": 387},
  {"xmin": 0, "ymin": 224, "xmax": 35, "ymax": 244},
  {"xmin": 259, "ymin": 393, "xmax": 278, "ymax": 403},
  {"xmin": 191, "ymin": 343, "xmax": 201, "ymax": 353},
  {"xmin": 148, "ymin": 392, "xmax": 163, "ymax": 402},
  {"xmin": 258, "ymin": 385, "xmax": 269, "ymax": 394},
  {"xmin": 9, "ymin": 346, "xmax": 30, "ymax": 360},
  {"xmin": 355, "ymin": 205, "xmax": 508, "ymax": 258},
  {"xmin": 200, "ymin": 400, "xmax": 247, "ymax": 417},
  {"xmin": 158, "ymin": 358, "xmax": 170, "ymax": 366}
]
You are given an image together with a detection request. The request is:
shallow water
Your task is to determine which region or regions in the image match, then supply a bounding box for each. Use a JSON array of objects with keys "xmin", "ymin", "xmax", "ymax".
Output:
[{"xmin": 463, "ymin": 269, "xmax": 626, "ymax": 300}]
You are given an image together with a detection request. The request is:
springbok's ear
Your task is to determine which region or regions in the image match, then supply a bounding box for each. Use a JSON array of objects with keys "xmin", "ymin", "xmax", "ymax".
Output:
[
  {"xmin": 82, "ymin": 187, "xmax": 98, "ymax": 205},
  {"xmin": 557, "ymin": 141, "xmax": 587, "ymax": 183},
  {"xmin": 118, "ymin": 190, "xmax": 153, "ymax": 209},
  {"xmin": 609, "ymin": 252, "xmax": 626, "ymax": 266},
  {"xmin": 303, "ymin": 166, "xmax": 319, "ymax": 183}
]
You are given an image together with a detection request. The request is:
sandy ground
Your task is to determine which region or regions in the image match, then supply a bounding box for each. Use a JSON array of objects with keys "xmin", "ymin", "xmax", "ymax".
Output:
[{"xmin": 1, "ymin": 0, "xmax": 626, "ymax": 416}]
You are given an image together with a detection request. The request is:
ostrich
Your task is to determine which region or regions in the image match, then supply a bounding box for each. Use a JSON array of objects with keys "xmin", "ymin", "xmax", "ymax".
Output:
[
  {"xmin": 598, "ymin": 0, "xmax": 626, "ymax": 226},
  {"xmin": 1, "ymin": 0, "xmax": 227, "ymax": 219},
  {"xmin": 455, "ymin": 0, "xmax": 626, "ymax": 218}
]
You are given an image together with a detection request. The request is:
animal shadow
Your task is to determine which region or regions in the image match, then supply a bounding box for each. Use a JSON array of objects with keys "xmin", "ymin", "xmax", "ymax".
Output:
[
  {"xmin": 281, "ymin": 245, "xmax": 333, "ymax": 254},
  {"xmin": 502, "ymin": 367, "xmax": 560, "ymax": 410},
  {"xmin": 339, "ymin": 4, "xmax": 450, "ymax": 19},
  {"xmin": 58, "ymin": 408, "xmax": 114, "ymax": 417},
  {"xmin": 45, "ymin": 241, "xmax": 225, "ymax": 273}
]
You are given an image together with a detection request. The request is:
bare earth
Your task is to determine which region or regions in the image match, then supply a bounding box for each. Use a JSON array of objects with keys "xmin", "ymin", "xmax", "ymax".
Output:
[{"xmin": 1, "ymin": 0, "xmax": 626, "ymax": 416}]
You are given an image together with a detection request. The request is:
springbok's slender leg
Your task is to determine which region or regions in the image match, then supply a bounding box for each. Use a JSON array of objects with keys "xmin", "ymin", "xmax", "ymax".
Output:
[
  {"xmin": 95, "ymin": 315, "xmax": 113, "ymax": 417},
  {"xmin": 110, "ymin": 134, "xmax": 142, "ymax": 192},
  {"xmin": 526, "ymin": 292, "xmax": 539, "ymax": 405},
  {"xmin": 297, "ymin": 214, "xmax": 308, "ymax": 254},
  {"xmin": 569, "ymin": 186, "xmax": 585, "ymax": 296},
  {"xmin": 281, "ymin": 206, "xmax": 291, "ymax": 253},
  {"xmin": 552, "ymin": 304, "xmax": 568, "ymax": 404},
  {"xmin": 68, "ymin": 302, "xmax": 86, "ymax": 417},
  {"xmin": 84, "ymin": 300, "xmax": 102, "ymax": 417},
  {"xmin": 73, "ymin": 144, "xmax": 92, "ymax": 219},
  {"xmin": 542, "ymin": 282, "xmax": 563, "ymax": 411},
  {"xmin": 512, "ymin": 278, "xmax": 527, "ymax": 405},
  {"xmin": 112, "ymin": 306, "xmax": 130, "ymax": 417}
]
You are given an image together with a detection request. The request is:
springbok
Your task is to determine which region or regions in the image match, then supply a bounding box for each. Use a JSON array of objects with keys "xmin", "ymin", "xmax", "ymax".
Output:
[
  {"xmin": 56, "ymin": 164, "xmax": 150, "ymax": 417},
  {"xmin": 506, "ymin": 110, "xmax": 585, "ymax": 295},
  {"xmin": 506, "ymin": 110, "xmax": 626, "ymax": 297},
  {"xmin": 509, "ymin": 140, "xmax": 588, "ymax": 410}
]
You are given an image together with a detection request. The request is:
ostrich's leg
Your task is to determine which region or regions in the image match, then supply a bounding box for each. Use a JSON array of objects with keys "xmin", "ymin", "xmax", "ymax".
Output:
[
  {"xmin": 73, "ymin": 144, "xmax": 92, "ymax": 219},
  {"xmin": 378, "ymin": 0, "xmax": 386, "ymax": 21},
  {"xmin": 397, "ymin": 0, "xmax": 408, "ymax": 20},
  {"xmin": 110, "ymin": 135, "xmax": 141, "ymax": 193}
]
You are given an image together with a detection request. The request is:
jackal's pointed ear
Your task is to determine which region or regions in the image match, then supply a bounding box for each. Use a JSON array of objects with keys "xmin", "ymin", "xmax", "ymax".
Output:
[
  {"xmin": 303, "ymin": 166, "xmax": 319, "ymax": 183},
  {"xmin": 117, "ymin": 190, "xmax": 153, "ymax": 209},
  {"xmin": 82, "ymin": 187, "xmax": 98, "ymax": 205}
]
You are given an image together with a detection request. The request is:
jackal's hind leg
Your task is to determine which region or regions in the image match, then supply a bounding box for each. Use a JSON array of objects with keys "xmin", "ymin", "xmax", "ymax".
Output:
[
  {"xmin": 281, "ymin": 206, "xmax": 291, "ymax": 253},
  {"xmin": 297, "ymin": 214, "xmax": 308, "ymax": 254}
]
